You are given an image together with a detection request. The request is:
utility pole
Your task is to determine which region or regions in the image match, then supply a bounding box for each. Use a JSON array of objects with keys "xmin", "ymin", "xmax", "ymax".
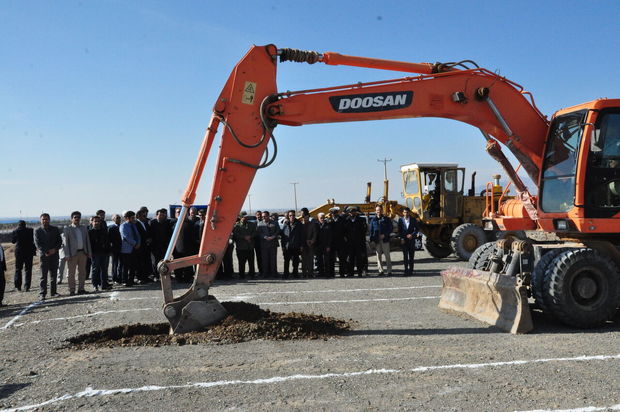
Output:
[
  {"xmin": 247, "ymin": 194, "xmax": 253, "ymax": 215},
  {"xmin": 290, "ymin": 182, "xmax": 299, "ymax": 211},
  {"xmin": 377, "ymin": 158, "xmax": 392, "ymax": 201}
]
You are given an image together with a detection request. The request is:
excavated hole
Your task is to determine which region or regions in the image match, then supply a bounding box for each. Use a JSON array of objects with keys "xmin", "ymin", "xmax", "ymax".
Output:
[{"xmin": 65, "ymin": 301, "xmax": 352, "ymax": 349}]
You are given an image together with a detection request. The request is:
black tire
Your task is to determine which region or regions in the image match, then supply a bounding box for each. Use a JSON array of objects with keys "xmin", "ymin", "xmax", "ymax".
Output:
[
  {"xmin": 424, "ymin": 238, "xmax": 453, "ymax": 259},
  {"xmin": 473, "ymin": 242, "xmax": 496, "ymax": 270},
  {"xmin": 414, "ymin": 234, "xmax": 423, "ymax": 251},
  {"xmin": 531, "ymin": 248, "xmax": 568, "ymax": 313},
  {"xmin": 467, "ymin": 242, "xmax": 496, "ymax": 269},
  {"xmin": 451, "ymin": 223, "xmax": 488, "ymax": 261},
  {"xmin": 543, "ymin": 248, "xmax": 620, "ymax": 328}
]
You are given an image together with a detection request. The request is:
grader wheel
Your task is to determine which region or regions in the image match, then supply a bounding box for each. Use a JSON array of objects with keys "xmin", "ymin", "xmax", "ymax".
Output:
[{"xmin": 451, "ymin": 223, "xmax": 487, "ymax": 261}]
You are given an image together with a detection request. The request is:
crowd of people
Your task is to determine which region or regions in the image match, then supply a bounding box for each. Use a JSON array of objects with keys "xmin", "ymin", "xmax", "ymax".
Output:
[{"xmin": 0, "ymin": 204, "xmax": 420, "ymax": 306}]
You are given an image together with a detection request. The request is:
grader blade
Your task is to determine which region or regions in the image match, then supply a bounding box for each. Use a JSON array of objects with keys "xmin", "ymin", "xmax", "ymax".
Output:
[{"xmin": 439, "ymin": 267, "xmax": 533, "ymax": 334}]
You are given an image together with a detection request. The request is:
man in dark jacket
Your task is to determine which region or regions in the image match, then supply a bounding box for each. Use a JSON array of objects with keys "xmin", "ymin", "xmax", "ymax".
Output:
[
  {"xmin": 232, "ymin": 212, "xmax": 256, "ymax": 279},
  {"xmin": 300, "ymin": 210, "xmax": 318, "ymax": 278},
  {"xmin": 108, "ymin": 214, "xmax": 123, "ymax": 284},
  {"xmin": 34, "ymin": 213, "xmax": 62, "ymax": 300},
  {"xmin": 11, "ymin": 220, "xmax": 36, "ymax": 291},
  {"xmin": 150, "ymin": 208, "xmax": 172, "ymax": 280},
  {"xmin": 316, "ymin": 213, "xmax": 333, "ymax": 278},
  {"xmin": 89, "ymin": 215, "xmax": 111, "ymax": 291},
  {"xmin": 280, "ymin": 210, "xmax": 303, "ymax": 278},
  {"xmin": 135, "ymin": 207, "xmax": 153, "ymax": 283},
  {"xmin": 172, "ymin": 207, "xmax": 196, "ymax": 283},
  {"xmin": 0, "ymin": 244, "xmax": 7, "ymax": 306},
  {"xmin": 398, "ymin": 207, "xmax": 420, "ymax": 276},
  {"xmin": 344, "ymin": 207, "xmax": 368, "ymax": 277},
  {"xmin": 328, "ymin": 207, "xmax": 347, "ymax": 277}
]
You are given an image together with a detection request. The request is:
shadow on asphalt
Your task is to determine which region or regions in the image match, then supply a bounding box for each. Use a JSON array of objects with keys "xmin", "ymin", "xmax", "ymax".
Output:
[
  {"xmin": 346, "ymin": 326, "xmax": 502, "ymax": 336},
  {"xmin": 0, "ymin": 382, "xmax": 31, "ymax": 398},
  {"xmin": 529, "ymin": 309, "xmax": 620, "ymax": 334}
]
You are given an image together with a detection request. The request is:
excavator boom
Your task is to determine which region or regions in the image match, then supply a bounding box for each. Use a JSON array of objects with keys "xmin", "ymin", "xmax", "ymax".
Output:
[{"xmin": 160, "ymin": 45, "xmax": 555, "ymax": 334}]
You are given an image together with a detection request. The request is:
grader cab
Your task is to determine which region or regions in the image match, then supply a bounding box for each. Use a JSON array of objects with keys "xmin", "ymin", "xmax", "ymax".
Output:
[{"xmin": 401, "ymin": 163, "xmax": 513, "ymax": 260}]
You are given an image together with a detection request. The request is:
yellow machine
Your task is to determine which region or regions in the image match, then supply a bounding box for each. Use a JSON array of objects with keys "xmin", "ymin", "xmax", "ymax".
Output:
[{"xmin": 401, "ymin": 163, "xmax": 515, "ymax": 260}]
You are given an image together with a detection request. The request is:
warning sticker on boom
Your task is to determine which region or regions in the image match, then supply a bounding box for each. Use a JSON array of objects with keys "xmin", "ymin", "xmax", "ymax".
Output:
[{"xmin": 242, "ymin": 81, "xmax": 257, "ymax": 105}]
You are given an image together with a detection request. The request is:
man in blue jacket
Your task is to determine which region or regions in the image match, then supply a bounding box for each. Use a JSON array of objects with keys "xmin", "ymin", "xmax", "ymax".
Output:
[
  {"xmin": 369, "ymin": 205, "xmax": 393, "ymax": 276},
  {"xmin": 398, "ymin": 207, "xmax": 419, "ymax": 276},
  {"xmin": 120, "ymin": 210, "xmax": 141, "ymax": 287}
]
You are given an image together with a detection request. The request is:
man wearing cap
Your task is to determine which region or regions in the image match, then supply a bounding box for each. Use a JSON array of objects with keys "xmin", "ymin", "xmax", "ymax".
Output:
[
  {"xmin": 328, "ymin": 207, "xmax": 347, "ymax": 277},
  {"xmin": 344, "ymin": 206, "xmax": 368, "ymax": 277},
  {"xmin": 232, "ymin": 211, "xmax": 256, "ymax": 279}
]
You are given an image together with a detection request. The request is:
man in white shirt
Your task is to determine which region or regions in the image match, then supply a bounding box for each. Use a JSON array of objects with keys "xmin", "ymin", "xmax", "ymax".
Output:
[{"xmin": 63, "ymin": 211, "xmax": 92, "ymax": 295}]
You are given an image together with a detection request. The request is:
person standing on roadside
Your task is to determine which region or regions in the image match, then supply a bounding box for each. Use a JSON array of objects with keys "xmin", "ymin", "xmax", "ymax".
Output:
[
  {"xmin": 253, "ymin": 210, "xmax": 263, "ymax": 276},
  {"xmin": 34, "ymin": 213, "xmax": 63, "ymax": 300},
  {"xmin": 150, "ymin": 208, "xmax": 172, "ymax": 280},
  {"xmin": 280, "ymin": 210, "xmax": 303, "ymax": 278},
  {"xmin": 257, "ymin": 211, "xmax": 279, "ymax": 278},
  {"xmin": 11, "ymin": 220, "xmax": 36, "ymax": 292},
  {"xmin": 89, "ymin": 215, "xmax": 111, "ymax": 291},
  {"xmin": 398, "ymin": 207, "xmax": 419, "ymax": 276},
  {"xmin": 120, "ymin": 210, "xmax": 140, "ymax": 287},
  {"xmin": 369, "ymin": 205, "xmax": 393, "ymax": 276},
  {"xmin": 316, "ymin": 212, "xmax": 333, "ymax": 278},
  {"xmin": 232, "ymin": 211, "xmax": 256, "ymax": 279},
  {"xmin": 0, "ymin": 244, "xmax": 7, "ymax": 306},
  {"xmin": 108, "ymin": 214, "xmax": 123, "ymax": 284},
  {"xmin": 63, "ymin": 211, "xmax": 92, "ymax": 295},
  {"xmin": 344, "ymin": 207, "xmax": 368, "ymax": 277},
  {"xmin": 328, "ymin": 207, "xmax": 347, "ymax": 277},
  {"xmin": 300, "ymin": 210, "xmax": 318, "ymax": 278}
]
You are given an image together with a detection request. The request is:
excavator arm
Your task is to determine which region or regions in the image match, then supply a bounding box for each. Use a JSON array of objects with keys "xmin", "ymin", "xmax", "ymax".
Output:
[{"xmin": 159, "ymin": 44, "xmax": 550, "ymax": 333}]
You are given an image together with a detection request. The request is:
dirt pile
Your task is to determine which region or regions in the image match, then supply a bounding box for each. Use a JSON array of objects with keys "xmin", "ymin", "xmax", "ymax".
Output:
[{"xmin": 66, "ymin": 301, "xmax": 352, "ymax": 349}]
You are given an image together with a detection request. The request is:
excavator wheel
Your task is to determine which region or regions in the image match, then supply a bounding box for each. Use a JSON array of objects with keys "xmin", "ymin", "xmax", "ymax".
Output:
[
  {"xmin": 451, "ymin": 223, "xmax": 487, "ymax": 261},
  {"xmin": 467, "ymin": 242, "xmax": 496, "ymax": 270},
  {"xmin": 424, "ymin": 238, "xmax": 453, "ymax": 259},
  {"xmin": 530, "ymin": 248, "xmax": 568, "ymax": 313},
  {"xmin": 543, "ymin": 248, "xmax": 620, "ymax": 328}
]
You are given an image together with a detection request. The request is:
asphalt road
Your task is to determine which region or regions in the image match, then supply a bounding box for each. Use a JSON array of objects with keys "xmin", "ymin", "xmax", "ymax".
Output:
[{"xmin": 0, "ymin": 250, "xmax": 619, "ymax": 411}]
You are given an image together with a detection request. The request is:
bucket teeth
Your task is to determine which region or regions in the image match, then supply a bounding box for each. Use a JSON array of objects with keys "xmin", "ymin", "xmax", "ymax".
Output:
[{"xmin": 439, "ymin": 267, "xmax": 533, "ymax": 334}]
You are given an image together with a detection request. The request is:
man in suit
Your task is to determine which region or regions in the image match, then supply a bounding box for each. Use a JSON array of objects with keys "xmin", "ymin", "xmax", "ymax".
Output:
[
  {"xmin": 0, "ymin": 244, "xmax": 7, "ymax": 306},
  {"xmin": 280, "ymin": 210, "xmax": 302, "ymax": 278},
  {"xmin": 398, "ymin": 207, "xmax": 420, "ymax": 276},
  {"xmin": 172, "ymin": 207, "xmax": 195, "ymax": 283},
  {"xmin": 150, "ymin": 208, "xmax": 172, "ymax": 280},
  {"xmin": 315, "ymin": 212, "xmax": 333, "ymax": 278},
  {"xmin": 232, "ymin": 211, "xmax": 256, "ymax": 279},
  {"xmin": 135, "ymin": 207, "xmax": 153, "ymax": 284},
  {"xmin": 300, "ymin": 210, "xmax": 318, "ymax": 278},
  {"xmin": 328, "ymin": 207, "xmax": 347, "ymax": 277},
  {"xmin": 34, "ymin": 213, "xmax": 63, "ymax": 300},
  {"xmin": 344, "ymin": 207, "xmax": 368, "ymax": 277},
  {"xmin": 11, "ymin": 220, "xmax": 36, "ymax": 291},
  {"xmin": 108, "ymin": 214, "xmax": 123, "ymax": 284},
  {"xmin": 63, "ymin": 211, "xmax": 93, "ymax": 295},
  {"xmin": 257, "ymin": 211, "xmax": 279, "ymax": 278}
]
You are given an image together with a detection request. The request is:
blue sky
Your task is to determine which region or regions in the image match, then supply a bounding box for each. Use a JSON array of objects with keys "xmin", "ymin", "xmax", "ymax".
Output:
[{"xmin": 2, "ymin": 0, "xmax": 619, "ymax": 218}]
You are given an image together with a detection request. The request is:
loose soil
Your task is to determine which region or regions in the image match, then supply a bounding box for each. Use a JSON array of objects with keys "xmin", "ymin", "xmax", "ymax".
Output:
[{"xmin": 65, "ymin": 301, "xmax": 352, "ymax": 349}]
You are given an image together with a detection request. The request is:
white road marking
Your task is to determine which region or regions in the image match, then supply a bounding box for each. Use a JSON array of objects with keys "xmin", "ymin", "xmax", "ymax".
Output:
[
  {"xmin": 231, "ymin": 285, "xmax": 441, "ymax": 296},
  {"xmin": 516, "ymin": 403, "xmax": 620, "ymax": 412},
  {"xmin": 0, "ymin": 301, "xmax": 43, "ymax": 330},
  {"xmin": 257, "ymin": 296, "xmax": 439, "ymax": 305},
  {"xmin": 6, "ymin": 308, "xmax": 155, "ymax": 329},
  {"xmin": 2, "ymin": 353, "xmax": 619, "ymax": 412}
]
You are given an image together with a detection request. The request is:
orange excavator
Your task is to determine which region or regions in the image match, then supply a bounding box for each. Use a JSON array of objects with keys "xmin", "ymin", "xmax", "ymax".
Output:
[{"xmin": 158, "ymin": 44, "xmax": 620, "ymax": 334}]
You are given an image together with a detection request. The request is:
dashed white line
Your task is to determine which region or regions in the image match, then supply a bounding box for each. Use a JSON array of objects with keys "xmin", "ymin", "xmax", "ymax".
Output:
[
  {"xmin": 257, "ymin": 296, "xmax": 439, "ymax": 305},
  {"xmin": 0, "ymin": 301, "xmax": 43, "ymax": 330},
  {"xmin": 2, "ymin": 353, "xmax": 618, "ymax": 412},
  {"xmin": 516, "ymin": 403, "xmax": 620, "ymax": 412},
  {"xmin": 7, "ymin": 308, "xmax": 155, "ymax": 329}
]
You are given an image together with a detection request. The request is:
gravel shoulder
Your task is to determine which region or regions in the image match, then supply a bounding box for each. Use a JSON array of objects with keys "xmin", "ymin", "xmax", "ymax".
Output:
[{"xmin": 1, "ymin": 250, "xmax": 619, "ymax": 412}]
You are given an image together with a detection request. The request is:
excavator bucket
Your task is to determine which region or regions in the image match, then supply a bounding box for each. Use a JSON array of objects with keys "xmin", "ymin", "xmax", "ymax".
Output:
[{"xmin": 439, "ymin": 267, "xmax": 533, "ymax": 334}]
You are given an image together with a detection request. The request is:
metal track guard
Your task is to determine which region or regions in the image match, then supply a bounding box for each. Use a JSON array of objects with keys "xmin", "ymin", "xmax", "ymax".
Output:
[{"xmin": 439, "ymin": 266, "xmax": 533, "ymax": 334}]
